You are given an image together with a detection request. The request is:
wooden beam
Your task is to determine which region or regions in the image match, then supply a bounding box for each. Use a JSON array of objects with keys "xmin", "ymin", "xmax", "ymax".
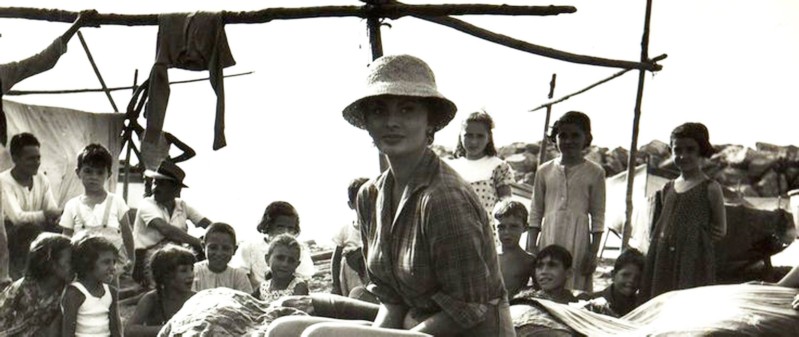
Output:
[
  {"xmin": 0, "ymin": 5, "xmax": 576, "ymax": 26},
  {"xmin": 77, "ymin": 31, "xmax": 119, "ymax": 112},
  {"xmin": 537, "ymin": 73, "xmax": 556, "ymax": 167},
  {"xmin": 621, "ymin": 0, "xmax": 655, "ymax": 250},
  {"xmin": 413, "ymin": 13, "xmax": 662, "ymax": 71},
  {"xmin": 6, "ymin": 71, "xmax": 254, "ymax": 96}
]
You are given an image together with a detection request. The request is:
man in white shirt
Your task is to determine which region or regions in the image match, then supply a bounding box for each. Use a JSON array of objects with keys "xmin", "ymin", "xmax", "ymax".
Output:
[
  {"xmin": 132, "ymin": 161, "xmax": 211, "ymax": 288},
  {"xmin": 1, "ymin": 133, "xmax": 62, "ymax": 281}
]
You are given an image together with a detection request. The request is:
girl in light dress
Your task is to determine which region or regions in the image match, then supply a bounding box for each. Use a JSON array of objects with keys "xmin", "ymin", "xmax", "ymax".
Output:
[{"xmin": 252, "ymin": 234, "xmax": 309, "ymax": 302}]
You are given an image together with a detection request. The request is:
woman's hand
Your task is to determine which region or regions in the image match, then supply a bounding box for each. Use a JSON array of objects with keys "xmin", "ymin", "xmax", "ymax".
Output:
[{"xmin": 270, "ymin": 295, "xmax": 314, "ymax": 314}]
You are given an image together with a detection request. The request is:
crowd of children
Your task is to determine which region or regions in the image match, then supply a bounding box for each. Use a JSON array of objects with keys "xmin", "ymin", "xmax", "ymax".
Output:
[{"xmin": 0, "ymin": 106, "xmax": 749, "ymax": 335}]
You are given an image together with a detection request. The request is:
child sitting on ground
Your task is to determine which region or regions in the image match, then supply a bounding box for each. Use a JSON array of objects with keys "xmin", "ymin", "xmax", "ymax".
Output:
[
  {"xmin": 331, "ymin": 178, "xmax": 369, "ymax": 298},
  {"xmin": 235, "ymin": 201, "xmax": 315, "ymax": 290},
  {"xmin": 125, "ymin": 245, "xmax": 196, "ymax": 337},
  {"xmin": 582, "ymin": 248, "xmax": 645, "ymax": 317},
  {"xmin": 60, "ymin": 144, "xmax": 135, "ymax": 284},
  {"xmin": 192, "ymin": 222, "xmax": 252, "ymax": 293},
  {"xmin": 252, "ymin": 234, "xmax": 309, "ymax": 303},
  {"xmin": 494, "ymin": 199, "xmax": 535, "ymax": 297},
  {"xmin": 61, "ymin": 236, "xmax": 122, "ymax": 336},
  {"xmin": 517, "ymin": 244, "xmax": 582, "ymax": 304}
]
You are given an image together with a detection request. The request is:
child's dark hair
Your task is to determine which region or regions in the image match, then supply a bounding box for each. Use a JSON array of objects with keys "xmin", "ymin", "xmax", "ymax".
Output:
[
  {"xmin": 205, "ymin": 222, "xmax": 237, "ymax": 244},
  {"xmin": 150, "ymin": 244, "xmax": 196, "ymax": 290},
  {"xmin": 348, "ymin": 178, "xmax": 370, "ymax": 205},
  {"xmin": 547, "ymin": 111, "xmax": 593, "ymax": 148},
  {"xmin": 493, "ymin": 199, "xmax": 529, "ymax": 225},
  {"xmin": 454, "ymin": 110, "xmax": 498, "ymax": 158},
  {"xmin": 670, "ymin": 122, "xmax": 714, "ymax": 158},
  {"xmin": 25, "ymin": 233, "xmax": 72, "ymax": 281},
  {"xmin": 77, "ymin": 143, "xmax": 114, "ymax": 175},
  {"xmin": 257, "ymin": 201, "xmax": 300, "ymax": 235},
  {"xmin": 613, "ymin": 248, "xmax": 645, "ymax": 274},
  {"xmin": 266, "ymin": 233, "xmax": 302, "ymax": 260},
  {"xmin": 536, "ymin": 244, "xmax": 573, "ymax": 269},
  {"xmin": 71, "ymin": 235, "xmax": 119, "ymax": 279},
  {"xmin": 9, "ymin": 132, "xmax": 40, "ymax": 158}
]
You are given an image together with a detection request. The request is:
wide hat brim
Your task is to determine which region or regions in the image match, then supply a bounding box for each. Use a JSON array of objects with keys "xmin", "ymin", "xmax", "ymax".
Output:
[
  {"xmin": 342, "ymin": 54, "xmax": 457, "ymax": 132},
  {"xmin": 144, "ymin": 169, "xmax": 189, "ymax": 188}
]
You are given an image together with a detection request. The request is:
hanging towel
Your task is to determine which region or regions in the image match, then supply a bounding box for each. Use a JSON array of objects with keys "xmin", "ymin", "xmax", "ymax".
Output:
[{"xmin": 142, "ymin": 12, "xmax": 235, "ymax": 170}]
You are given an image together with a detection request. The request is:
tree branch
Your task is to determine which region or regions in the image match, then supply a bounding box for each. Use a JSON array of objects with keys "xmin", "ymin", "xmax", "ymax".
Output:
[{"xmin": 0, "ymin": 5, "xmax": 576, "ymax": 25}]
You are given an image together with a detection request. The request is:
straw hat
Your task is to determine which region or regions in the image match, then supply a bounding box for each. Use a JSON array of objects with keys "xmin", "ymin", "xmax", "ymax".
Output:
[
  {"xmin": 144, "ymin": 161, "xmax": 189, "ymax": 188},
  {"xmin": 342, "ymin": 54, "xmax": 457, "ymax": 131}
]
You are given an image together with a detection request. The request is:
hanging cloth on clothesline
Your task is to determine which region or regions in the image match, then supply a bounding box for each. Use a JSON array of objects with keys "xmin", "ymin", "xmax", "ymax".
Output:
[{"xmin": 141, "ymin": 11, "xmax": 236, "ymax": 170}]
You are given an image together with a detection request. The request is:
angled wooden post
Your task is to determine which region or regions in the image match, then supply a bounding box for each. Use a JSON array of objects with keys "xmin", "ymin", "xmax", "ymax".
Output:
[
  {"xmin": 122, "ymin": 69, "xmax": 138, "ymax": 202},
  {"xmin": 621, "ymin": 0, "xmax": 655, "ymax": 250},
  {"xmin": 537, "ymin": 74, "xmax": 556, "ymax": 167},
  {"xmin": 77, "ymin": 31, "xmax": 119, "ymax": 112}
]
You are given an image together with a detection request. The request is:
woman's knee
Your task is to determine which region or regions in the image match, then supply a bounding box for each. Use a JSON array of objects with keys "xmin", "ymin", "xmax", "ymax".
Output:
[{"xmin": 267, "ymin": 316, "xmax": 334, "ymax": 337}]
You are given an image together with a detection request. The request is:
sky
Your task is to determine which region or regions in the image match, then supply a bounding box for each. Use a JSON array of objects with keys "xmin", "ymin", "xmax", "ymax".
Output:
[{"xmin": 1, "ymin": 0, "xmax": 797, "ymax": 245}]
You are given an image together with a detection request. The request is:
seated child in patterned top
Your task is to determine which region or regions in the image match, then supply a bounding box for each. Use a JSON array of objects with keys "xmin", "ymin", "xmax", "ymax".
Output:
[
  {"xmin": 192, "ymin": 222, "xmax": 252, "ymax": 293},
  {"xmin": 125, "ymin": 245, "xmax": 196, "ymax": 337},
  {"xmin": 494, "ymin": 199, "xmax": 536, "ymax": 298},
  {"xmin": 252, "ymin": 234, "xmax": 309, "ymax": 303},
  {"xmin": 582, "ymin": 248, "xmax": 644, "ymax": 317},
  {"xmin": 516, "ymin": 244, "xmax": 583, "ymax": 304}
]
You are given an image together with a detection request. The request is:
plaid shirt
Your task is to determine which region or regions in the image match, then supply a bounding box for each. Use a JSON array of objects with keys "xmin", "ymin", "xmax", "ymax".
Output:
[{"xmin": 357, "ymin": 149, "xmax": 506, "ymax": 329}]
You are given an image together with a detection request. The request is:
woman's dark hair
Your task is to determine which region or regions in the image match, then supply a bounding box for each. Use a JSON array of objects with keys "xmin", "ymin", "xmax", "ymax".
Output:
[
  {"xmin": 25, "ymin": 233, "xmax": 72, "ymax": 281},
  {"xmin": 77, "ymin": 143, "xmax": 114, "ymax": 175},
  {"xmin": 535, "ymin": 244, "xmax": 573, "ymax": 269},
  {"xmin": 670, "ymin": 122, "xmax": 714, "ymax": 158},
  {"xmin": 9, "ymin": 132, "xmax": 40, "ymax": 158},
  {"xmin": 613, "ymin": 248, "xmax": 645, "ymax": 274},
  {"xmin": 266, "ymin": 233, "xmax": 303, "ymax": 260},
  {"xmin": 257, "ymin": 201, "xmax": 300, "ymax": 235},
  {"xmin": 547, "ymin": 111, "xmax": 593, "ymax": 148},
  {"xmin": 205, "ymin": 222, "xmax": 237, "ymax": 244},
  {"xmin": 150, "ymin": 244, "xmax": 196, "ymax": 290},
  {"xmin": 493, "ymin": 199, "xmax": 529, "ymax": 226},
  {"xmin": 454, "ymin": 110, "xmax": 498, "ymax": 158},
  {"xmin": 71, "ymin": 235, "xmax": 118, "ymax": 279}
]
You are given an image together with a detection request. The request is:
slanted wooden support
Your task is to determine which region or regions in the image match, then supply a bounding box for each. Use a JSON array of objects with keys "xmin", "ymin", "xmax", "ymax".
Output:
[
  {"xmin": 537, "ymin": 74, "xmax": 556, "ymax": 167},
  {"xmin": 412, "ymin": 13, "xmax": 661, "ymax": 71},
  {"xmin": 0, "ymin": 5, "xmax": 576, "ymax": 26},
  {"xmin": 621, "ymin": 0, "xmax": 655, "ymax": 250},
  {"xmin": 77, "ymin": 31, "xmax": 118, "ymax": 112}
]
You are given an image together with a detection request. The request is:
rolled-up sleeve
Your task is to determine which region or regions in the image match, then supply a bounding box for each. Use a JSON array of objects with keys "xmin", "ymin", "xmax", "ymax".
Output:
[{"xmin": 423, "ymin": 189, "xmax": 492, "ymax": 328}]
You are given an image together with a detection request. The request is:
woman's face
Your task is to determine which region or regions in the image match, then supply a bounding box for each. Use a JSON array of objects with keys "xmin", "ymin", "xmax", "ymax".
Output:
[
  {"xmin": 461, "ymin": 121, "xmax": 490, "ymax": 160},
  {"xmin": 363, "ymin": 96, "xmax": 431, "ymax": 160},
  {"xmin": 555, "ymin": 123, "xmax": 587, "ymax": 159},
  {"xmin": 671, "ymin": 137, "xmax": 702, "ymax": 173}
]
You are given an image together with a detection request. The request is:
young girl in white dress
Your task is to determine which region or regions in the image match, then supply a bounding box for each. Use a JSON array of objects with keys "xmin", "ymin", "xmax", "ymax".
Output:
[{"xmin": 252, "ymin": 234, "xmax": 308, "ymax": 303}]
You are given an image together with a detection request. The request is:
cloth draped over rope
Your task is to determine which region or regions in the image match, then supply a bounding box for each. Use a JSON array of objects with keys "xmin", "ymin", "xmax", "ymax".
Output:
[{"xmin": 141, "ymin": 11, "xmax": 235, "ymax": 171}]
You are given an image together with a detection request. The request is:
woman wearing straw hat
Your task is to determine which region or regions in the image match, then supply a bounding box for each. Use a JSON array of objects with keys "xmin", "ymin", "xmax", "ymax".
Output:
[{"xmin": 267, "ymin": 55, "xmax": 514, "ymax": 336}]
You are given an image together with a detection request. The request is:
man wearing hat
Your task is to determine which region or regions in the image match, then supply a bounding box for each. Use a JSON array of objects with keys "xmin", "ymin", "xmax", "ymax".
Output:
[{"xmin": 132, "ymin": 161, "xmax": 211, "ymax": 287}]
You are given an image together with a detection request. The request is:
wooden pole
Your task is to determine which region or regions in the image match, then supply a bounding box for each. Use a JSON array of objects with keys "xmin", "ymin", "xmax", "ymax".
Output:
[
  {"xmin": 537, "ymin": 74, "xmax": 556, "ymax": 167},
  {"xmin": 365, "ymin": 1, "xmax": 389, "ymax": 173},
  {"xmin": 122, "ymin": 69, "xmax": 137, "ymax": 202},
  {"xmin": 77, "ymin": 31, "xmax": 119, "ymax": 112},
  {"xmin": 6, "ymin": 71, "xmax": 254, "ymax": 96},
  {"xmin": 0, "ymin": 5, "xmax": 576, "ymax": 25},
  {"xmin": 621, "ymin": 0, "xmax": 654, "ymax": 250},
  {"xmin": 411, "ymin": 13, "xmax": 661, "ymax": 71}
]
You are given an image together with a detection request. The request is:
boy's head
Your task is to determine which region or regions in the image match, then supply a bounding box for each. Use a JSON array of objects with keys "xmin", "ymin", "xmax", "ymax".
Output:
[
  {"xmin": 26, "ymin": 233, "xmax": 73, "ymax": 282},
  {"xmin": 347, "ymin": 177, "xmax": 370, "ymax": 209},
  {"xmin": 265, "ymin": 233, "xmax": 302, "ymax": 280},
  {"xmin": 71, "ymin": 235, "xmax": 119, "ymax": 283},
  {"xmin": 9, "ymin": 132, "xmax": 41, "ymax": 177},
  {"xmin": 493, "ymin": 200, "xmax": 528, "ymax": 249},
  {"xmin": 203, "ymin": 222, "xmax": 237, "ymax": 273},
  {"xmin": 612, "ymin": 248, "xmax": 645, "ymax": 297},
  {"xmin": 534, "ymin": 245, "xmax": 572, "ymax": 292},
  {"xmin": 76, "ymin": 144, "xmax": 113, "ymax": 193},
  {"xmin": 258, "ymin": 201, "xmax": 300, "ymax": 236},
  {"xmin": 151, "ymin": 244, "xmax": 196, "ymax": 292}
]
